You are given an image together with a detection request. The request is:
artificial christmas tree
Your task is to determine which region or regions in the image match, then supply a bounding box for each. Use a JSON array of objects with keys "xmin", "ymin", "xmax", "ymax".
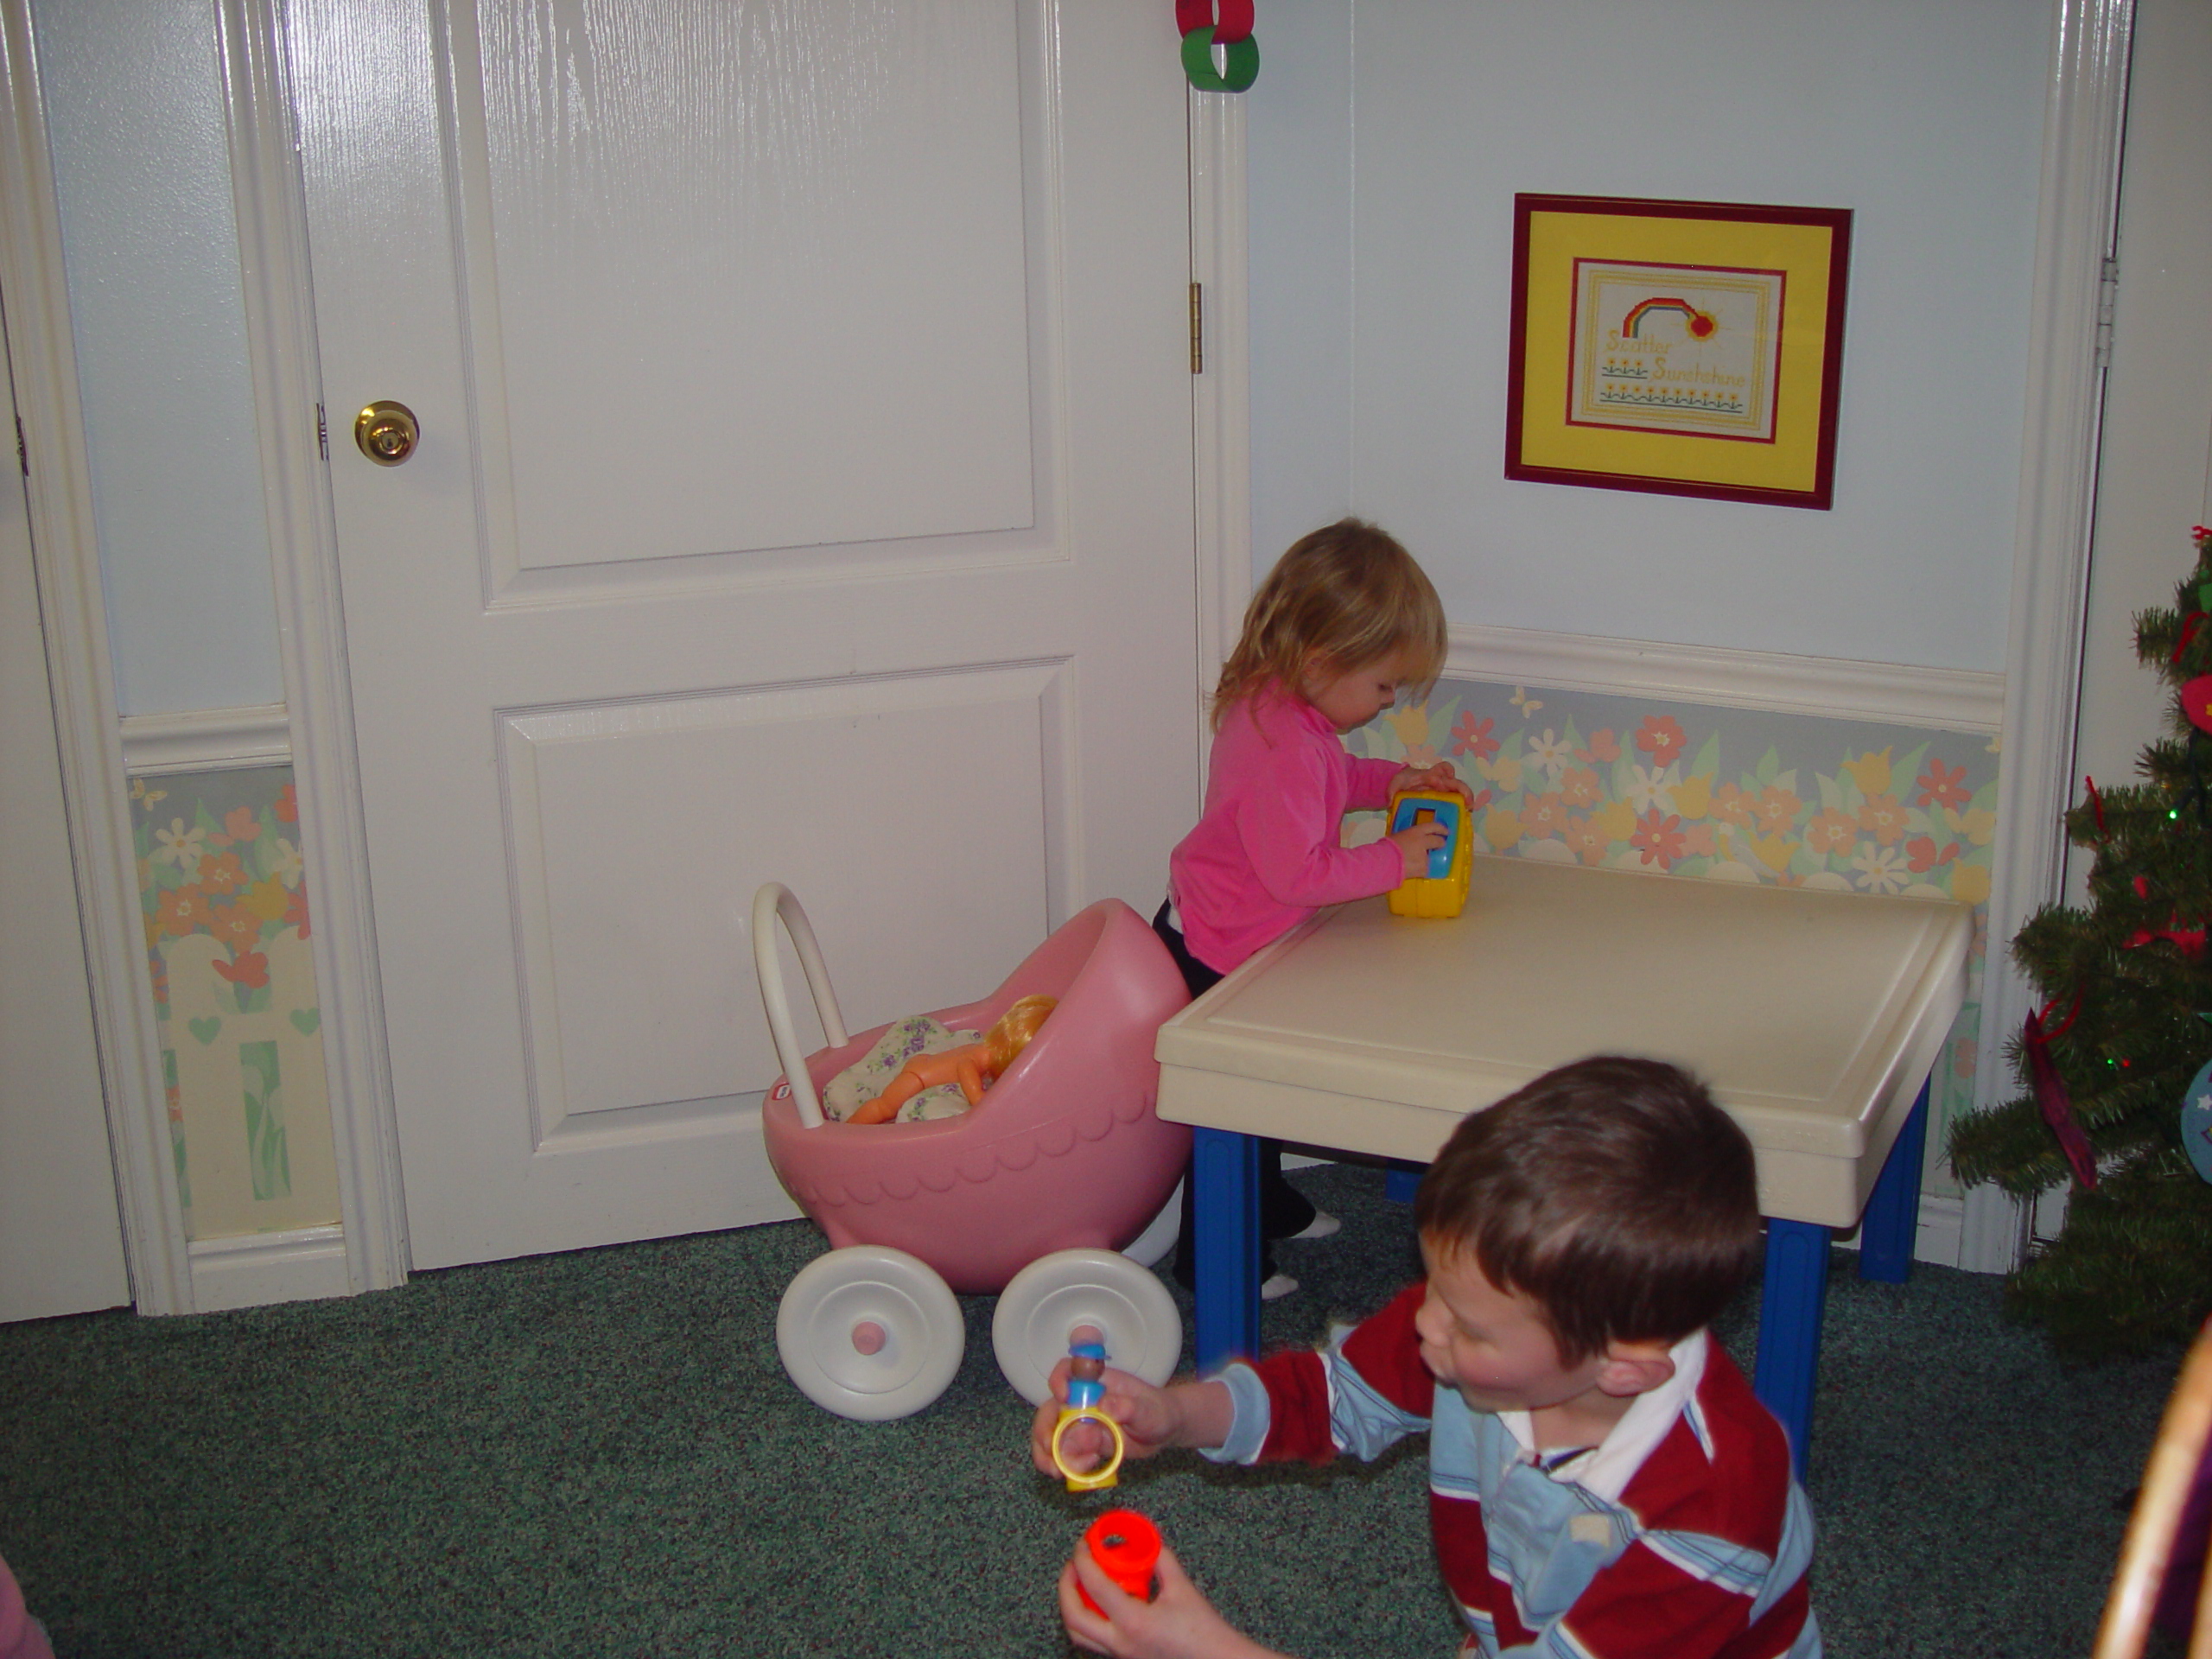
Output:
[{"xmin": 1949, "ymin": 526, "xmax": 2212, "ymax": 1357}]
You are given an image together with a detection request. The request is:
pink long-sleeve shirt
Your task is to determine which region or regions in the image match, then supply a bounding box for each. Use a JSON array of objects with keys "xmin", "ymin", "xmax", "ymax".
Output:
[
  {"xmin": 0, "ymin": 1554, "xmax": 52, "ymax": 1659},
  {"xmin": 1168, "ymin": 685, "xmax": 1404, "ymax": 975}
]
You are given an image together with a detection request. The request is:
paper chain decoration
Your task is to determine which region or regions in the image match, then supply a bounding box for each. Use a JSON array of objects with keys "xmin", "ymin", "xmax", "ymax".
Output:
[{"xmin": 1178, "ymin": 0, "xmax": 1259, "ymax": 92}]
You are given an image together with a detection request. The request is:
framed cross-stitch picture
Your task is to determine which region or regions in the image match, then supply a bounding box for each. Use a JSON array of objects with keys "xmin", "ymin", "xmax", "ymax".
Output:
[{"xmin": 1504, "ymin": 194, "xmax": 1853, "ymax": 510}]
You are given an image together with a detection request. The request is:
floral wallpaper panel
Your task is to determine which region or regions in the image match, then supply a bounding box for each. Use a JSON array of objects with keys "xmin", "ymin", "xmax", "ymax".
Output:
[{"xmin": 134, "ymin": 765, "xmax": 339, "ymax": 1240}]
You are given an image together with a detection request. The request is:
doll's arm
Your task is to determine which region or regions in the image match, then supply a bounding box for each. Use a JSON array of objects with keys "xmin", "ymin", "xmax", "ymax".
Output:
[
  {"xmin": 844, "ymin": 1077, "xmax": 916, "ymax": 1126},
  {"xmin": 849, "ymin": 1044, "xmax": 990, "ymax": 1124},
  {"xmin": 954, "ymin": 1052, "xmax": 993, "ymax": 1106}
]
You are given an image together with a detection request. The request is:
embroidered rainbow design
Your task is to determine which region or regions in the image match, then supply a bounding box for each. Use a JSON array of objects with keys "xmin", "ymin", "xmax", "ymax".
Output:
[{"xmin": 1622, "ymin": 298, "xmax": 1716, "ymax": 340}]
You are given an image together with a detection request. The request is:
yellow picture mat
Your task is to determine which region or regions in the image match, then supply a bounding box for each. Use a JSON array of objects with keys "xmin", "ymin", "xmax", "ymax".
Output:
[{"xmin": 1516, "ymin": 209, "xmax": 1839, "ymax": 495}]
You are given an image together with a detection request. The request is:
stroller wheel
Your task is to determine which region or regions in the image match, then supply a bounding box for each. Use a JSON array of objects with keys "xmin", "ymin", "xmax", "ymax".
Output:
[
  {"xmin": 776, "ymin": 1246, "xmax": 965, "ymax": 1421},
  {"xmin": 991, "ymin": 1249, "xmax": 1182, "ymax": 1407}
]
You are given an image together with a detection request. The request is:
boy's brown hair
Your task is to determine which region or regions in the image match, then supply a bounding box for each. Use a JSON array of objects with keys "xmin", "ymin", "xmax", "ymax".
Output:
[
  {"xmin": 1414, "ymin": 1056, "xmax": 1760, "ymax": 1365},
  {"xmin": 1211, "ymin": 518, "xmax": 1448, "ymax": 731}
]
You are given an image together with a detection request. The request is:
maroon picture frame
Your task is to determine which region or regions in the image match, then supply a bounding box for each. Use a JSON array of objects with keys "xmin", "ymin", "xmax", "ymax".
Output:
[{"xmin": 1504, "ymin": 194, "xmax": 1853, "ymax": 511}]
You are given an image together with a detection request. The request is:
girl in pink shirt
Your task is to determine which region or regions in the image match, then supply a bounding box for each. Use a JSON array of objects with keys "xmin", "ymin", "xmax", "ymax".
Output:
[{"xmin": 1156, "ymin": 519, "xmax": 1467, "ymax": 1297}]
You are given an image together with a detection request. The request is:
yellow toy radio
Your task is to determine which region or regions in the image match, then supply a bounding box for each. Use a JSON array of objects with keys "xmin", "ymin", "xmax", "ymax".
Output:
[{"xmin": 1386, "ymin": 789, "xmax": 1473, "ymax": 919}]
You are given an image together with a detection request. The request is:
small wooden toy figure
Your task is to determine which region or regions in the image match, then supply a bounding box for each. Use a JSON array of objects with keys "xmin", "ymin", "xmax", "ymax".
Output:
[
  {"xmin": 845, "ymin": 994, "xmax": 1057, "ymax": 1126},
  {"xmin": 1050, "ymin": 1334, "xmax": 1126, "ymax": 1492}
]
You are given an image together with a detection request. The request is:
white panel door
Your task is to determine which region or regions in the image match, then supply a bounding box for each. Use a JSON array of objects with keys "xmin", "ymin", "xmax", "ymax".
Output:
[
  {"xmin": 287, "ymin": 0, "xmax": 1200, "ymax": 1268},
  {"xmin": 0, "ymin": 310, "xmax": 130, "ymax": 1320}
]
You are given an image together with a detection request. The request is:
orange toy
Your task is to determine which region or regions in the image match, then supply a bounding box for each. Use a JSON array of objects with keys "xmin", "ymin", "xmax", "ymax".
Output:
[
  {"xmin": 846, "ymin": 994, "xmax": 1057, "ymax": 1125},
  {"xmin": 1077, "ymin": 1510, "xmax": 1163, "ymax": 1616}
]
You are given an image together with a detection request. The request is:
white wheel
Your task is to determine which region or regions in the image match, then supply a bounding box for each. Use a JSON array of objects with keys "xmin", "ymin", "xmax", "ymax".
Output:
[
  {"xmin": 991, "ymin": 1249, "xmax": 1182, "ymax": 1407},
  {"xmin": 776, "ymin": 1246, "xmax": 964, "ymax": 1421},
  {"xmin": 1117, "ymin": 1179, "xmax": 1183, "ymax": 1269}
]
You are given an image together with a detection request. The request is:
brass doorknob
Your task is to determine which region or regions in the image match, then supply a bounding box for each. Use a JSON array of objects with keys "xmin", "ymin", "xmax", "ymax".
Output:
[{"xmin": 353, "ymin": 401, "xmax": 419, "ymax": 466}]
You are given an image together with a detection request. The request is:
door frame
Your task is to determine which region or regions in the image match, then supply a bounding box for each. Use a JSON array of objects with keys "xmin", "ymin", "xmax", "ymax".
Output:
[
  {"xmin": 1971, "ymin": 0, "xmax": 2136, "ymax": 1269},
  {"xmin": 1190, "ymin": 91, "xmax": 1251, "ymax": 696},
  {"xmin": 0, "ymin": 0, "xmax": 188, "ymax": 1311},
  {"xmin": 213, "ymin": 0, "xmax": 410, "ymax": 1298}
]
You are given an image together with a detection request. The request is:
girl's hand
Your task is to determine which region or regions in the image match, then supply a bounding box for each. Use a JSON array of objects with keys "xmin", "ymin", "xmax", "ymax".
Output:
[
  {"xmin": 1059, "ymin": 1542, "xmax": 1289, "ymax": 1659},
  {"xmin": 1030, "ymin": 1365, "xmax": 1232, "ymax": 1478},
  {"xmin": 1389, "ymin": 760, "xmax": 1471, "ymax": 804},
  {"xmin": 1388, "ymin": 817, "xmax": 1451, "ymax": 878}
]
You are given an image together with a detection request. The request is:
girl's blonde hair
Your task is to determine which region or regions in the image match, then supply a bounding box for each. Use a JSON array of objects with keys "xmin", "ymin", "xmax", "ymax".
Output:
[{"xmin": 1211, "ymin": 518, "xmax": 1447, "ymax": 731}]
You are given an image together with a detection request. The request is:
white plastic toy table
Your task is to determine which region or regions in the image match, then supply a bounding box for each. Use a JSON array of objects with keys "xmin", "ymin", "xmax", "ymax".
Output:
[{"xmin": 1154, "ymin": 855, "xmax": 1974, "ymax": 1477}]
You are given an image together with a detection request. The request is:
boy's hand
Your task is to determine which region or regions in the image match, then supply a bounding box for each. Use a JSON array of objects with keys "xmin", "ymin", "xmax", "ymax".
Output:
[
  {"xmin": 1031, "ymin": 1360, "xmax": 1192, "ymax": 1478},
  {"xmin": 1059, "ymin": 1542, "xmax": 1287, "ymax": 1659}
]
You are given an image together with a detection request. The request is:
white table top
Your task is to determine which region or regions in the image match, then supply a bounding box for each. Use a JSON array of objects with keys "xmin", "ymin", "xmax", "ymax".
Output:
[{"xmin": 1154, "ymin": 855, "xmax": 1973, "ymax": 1228}]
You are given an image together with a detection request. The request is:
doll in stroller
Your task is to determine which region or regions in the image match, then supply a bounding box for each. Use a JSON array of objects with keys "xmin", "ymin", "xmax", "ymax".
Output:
[{"xmin": 753, "ymin": 884, "xmax": 1192, "ymax": 1420}]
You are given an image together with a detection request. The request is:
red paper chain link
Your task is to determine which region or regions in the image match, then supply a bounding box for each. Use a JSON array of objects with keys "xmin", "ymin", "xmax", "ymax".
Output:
[{"xmin": 1176, "ymin": 0, "xmax": 1253, "ymax": 42}]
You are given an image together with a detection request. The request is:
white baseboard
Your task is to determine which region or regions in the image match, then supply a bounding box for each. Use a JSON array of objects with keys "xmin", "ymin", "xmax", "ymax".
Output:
[
  {"xmin": 1910, "ymin": 1194, "xmax": 1967, "ymax": 1268},
  {"xmin": 187, "ymin": 1223, "xmax": 350, "ymax": 1312},
  {"xmin": 1961, "ymin": 1182, "xmax": 2031, "ymax": 1274}
]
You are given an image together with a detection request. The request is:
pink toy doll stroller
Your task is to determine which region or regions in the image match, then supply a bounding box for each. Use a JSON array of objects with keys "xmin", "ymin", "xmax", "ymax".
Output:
[{"xmin": 753, "ymin": 883, "xmax": 1192, "ymax": 1420}]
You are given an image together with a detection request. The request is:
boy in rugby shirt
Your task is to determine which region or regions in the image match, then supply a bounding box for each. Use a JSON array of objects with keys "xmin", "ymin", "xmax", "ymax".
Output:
[{"xmin": 1035, "ymin": 1055, "xmax": 1820, "ymax": 1659}]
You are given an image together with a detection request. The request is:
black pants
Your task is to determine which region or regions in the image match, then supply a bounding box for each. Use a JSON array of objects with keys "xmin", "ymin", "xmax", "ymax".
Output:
[{"xmin": 1152, "ymin": 903, "xmax": 1317, "ymax": 1284}]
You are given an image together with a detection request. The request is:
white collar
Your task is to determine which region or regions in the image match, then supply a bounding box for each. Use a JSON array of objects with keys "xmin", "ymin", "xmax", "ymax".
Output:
[{"xmin": 1496, "ymin": 1328, "xmax": 1709, "ymax": 1503}]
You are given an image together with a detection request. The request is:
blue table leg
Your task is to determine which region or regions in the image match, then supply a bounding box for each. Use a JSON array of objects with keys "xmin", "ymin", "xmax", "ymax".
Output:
[
  {"xmin": 1858, "ymin": 1080, "xmax": 1930, "ymax": 1284},
  {"xmin": 1384, "ymin": 1162, "xmax": 1423, "ymax": 1204},
  {"xmin": 1191, "ymin": 1127, "xmax": 1261, "ymax": 1372},
  {"xmin": 1752, "ymin": 1218, "xmax": 1829, "ymax": 1484}
]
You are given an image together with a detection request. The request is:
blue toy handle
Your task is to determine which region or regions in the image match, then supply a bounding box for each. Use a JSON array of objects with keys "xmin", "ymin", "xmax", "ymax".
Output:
[{"xmin": 1389, "ymin": 797, "xmax": 1462, "ymax": 880}]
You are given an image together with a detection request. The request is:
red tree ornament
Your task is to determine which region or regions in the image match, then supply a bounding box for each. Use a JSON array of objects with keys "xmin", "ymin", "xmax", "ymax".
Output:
[{"xmin": 2183, "ymin": 674, "xmax": 2212, "ymax": 734}]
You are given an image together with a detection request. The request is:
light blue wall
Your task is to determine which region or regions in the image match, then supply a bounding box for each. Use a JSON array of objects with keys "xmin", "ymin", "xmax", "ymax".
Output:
[
  {"xmin": 1249, "ymin": 0, "xmax": 2051, "ymax": 673},
  {"xmin": 35, "ymin": 0, "xmax": 282, "ymax": 716}
]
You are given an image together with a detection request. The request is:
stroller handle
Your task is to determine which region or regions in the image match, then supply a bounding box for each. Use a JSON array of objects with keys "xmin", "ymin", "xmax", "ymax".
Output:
[{"xmin": 752, "ymin": 882, "xmax": 849, "ymax": 1130}]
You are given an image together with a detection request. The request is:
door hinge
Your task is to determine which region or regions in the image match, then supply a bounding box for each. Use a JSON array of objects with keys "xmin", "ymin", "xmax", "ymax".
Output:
[
  {"xmin": 316, "ymin": 403, "xmax": 327, "ymax": 460},
  {"xmin": 1190, "ymin": 282, "xmax": 1203, "ymax": 376},
  {"xmin": 2094, "ymin": 256, "xmax": 2120, "ymax": 369},
  {"xmin": 13, "ymin": 416, "xmax": 23, "ymax": 479}
]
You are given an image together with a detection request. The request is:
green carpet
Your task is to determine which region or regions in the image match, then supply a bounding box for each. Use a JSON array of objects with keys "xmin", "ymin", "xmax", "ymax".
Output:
[{"xmin": 0, "ymin": 1162, "xmax": 2182, "ymax": 1657}]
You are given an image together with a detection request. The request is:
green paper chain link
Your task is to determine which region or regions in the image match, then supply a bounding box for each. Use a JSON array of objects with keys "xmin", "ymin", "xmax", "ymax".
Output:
[{"xmin": 1181, "ymin": 26, "xmax": 1259, "ymax": 92}]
